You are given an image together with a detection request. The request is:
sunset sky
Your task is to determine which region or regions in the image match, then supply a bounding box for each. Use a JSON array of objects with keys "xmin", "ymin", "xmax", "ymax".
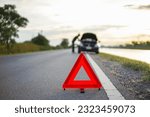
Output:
[{"xmin": 0, "ymin": 0, "xmax": 150, "ymax": 45}]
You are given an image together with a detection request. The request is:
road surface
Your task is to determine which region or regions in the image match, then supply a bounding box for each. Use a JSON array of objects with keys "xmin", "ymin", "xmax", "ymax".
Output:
[{"xmin": 0, "ymin": 50, "xmax": 123, "ymax": 100}]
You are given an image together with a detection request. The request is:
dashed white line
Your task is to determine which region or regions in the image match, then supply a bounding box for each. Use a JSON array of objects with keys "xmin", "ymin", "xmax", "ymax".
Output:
[{"xmin": 86, "ymin": 53, "xmax": 125, "ymax": 100}]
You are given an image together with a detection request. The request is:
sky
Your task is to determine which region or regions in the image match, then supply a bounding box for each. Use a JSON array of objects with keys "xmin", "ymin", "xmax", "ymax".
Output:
[{"xmin": 0, "ymin": 0, "xmax": 150, "ymax": 46}]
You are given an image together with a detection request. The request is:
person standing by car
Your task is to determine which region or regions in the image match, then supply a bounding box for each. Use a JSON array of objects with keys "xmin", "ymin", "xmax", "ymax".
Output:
[{"xmin": 72, "ymin": 34, "xmax": 80, "ymax": 53}]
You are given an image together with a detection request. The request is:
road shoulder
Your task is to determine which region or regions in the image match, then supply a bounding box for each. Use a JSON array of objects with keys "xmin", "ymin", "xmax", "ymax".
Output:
[
  {"xmin": 90, "ymin": 54, "xmax": 138, "ymax": 100},
  {"xmin": 86, "ymin": 53, "xmax": 125, "ymax": 100}
]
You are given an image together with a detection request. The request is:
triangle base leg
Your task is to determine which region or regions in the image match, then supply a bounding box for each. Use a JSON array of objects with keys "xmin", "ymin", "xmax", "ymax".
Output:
[{"xmin": 80, "ymin": 88, "xmax": 85, "ymax": 93}]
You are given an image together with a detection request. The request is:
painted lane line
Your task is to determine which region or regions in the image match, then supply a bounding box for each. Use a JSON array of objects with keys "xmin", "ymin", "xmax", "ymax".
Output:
[{"xmin": 86, "ymin": 53, "xmax": 125, "ymax": 100}]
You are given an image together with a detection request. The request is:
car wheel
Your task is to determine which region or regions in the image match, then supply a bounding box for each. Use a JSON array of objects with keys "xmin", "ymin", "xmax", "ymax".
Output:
[{"xmin": 96, "ymin": 50, "xmax": 99, "ymax": 54}]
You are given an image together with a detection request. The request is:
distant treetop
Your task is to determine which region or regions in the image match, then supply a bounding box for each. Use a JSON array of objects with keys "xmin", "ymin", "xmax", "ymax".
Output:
[{"xmin": 31, "ymin": 33, "xmax": 49, "ymax": 46}]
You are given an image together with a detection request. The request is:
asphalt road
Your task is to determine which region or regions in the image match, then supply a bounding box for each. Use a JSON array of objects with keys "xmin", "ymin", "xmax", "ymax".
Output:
[{"xmin": 0, "ymin": 50, "xmax": 108, "ymax": 100}]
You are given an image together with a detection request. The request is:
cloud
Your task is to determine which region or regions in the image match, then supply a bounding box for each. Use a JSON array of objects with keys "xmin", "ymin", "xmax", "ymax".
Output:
[
  {"xmin": 124, "ymin": 4, "xmax": 134, "ymax": 8},
  {"xmin": 132, "ymin": 34, "xmax": 150, "ymax": 39},
  {"xmin": 100, "ymin": 25, "xmax": 126, "ymax": 30},
  {"xmin": 81, "ymin": 25, "xmax": 126, "ymax": 32},
  {"xmin": 124, "ymin": 4, "xmax": 150, "ymax": 10},
  {"xmin": 137, "ymin": 4, "xmax": 150, "ymax": 10},
  {"xmin": 18, "ymin": 24, "xmax": 126, "ymax": 42}
]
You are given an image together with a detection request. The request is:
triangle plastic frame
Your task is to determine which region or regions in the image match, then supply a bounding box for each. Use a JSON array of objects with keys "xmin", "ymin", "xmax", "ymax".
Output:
[{"xmin": 62, "ymin": 53, "xmax": 102, "ymax": 89}]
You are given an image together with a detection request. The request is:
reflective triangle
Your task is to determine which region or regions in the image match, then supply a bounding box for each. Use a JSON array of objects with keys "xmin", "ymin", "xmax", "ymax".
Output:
[{"xmin": 62, "ymin": 53, "xmax": 102, "ymax": 89}]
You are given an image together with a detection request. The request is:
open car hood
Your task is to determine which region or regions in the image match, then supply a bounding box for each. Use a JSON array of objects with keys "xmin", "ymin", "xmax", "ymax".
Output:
[{"xmin": 81, "ymin": 33, "xmax": 97, "ymax": 41}]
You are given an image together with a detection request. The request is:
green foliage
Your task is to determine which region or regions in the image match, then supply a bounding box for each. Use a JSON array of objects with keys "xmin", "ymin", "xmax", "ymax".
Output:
[
  {"xmin": 60, "ymin": 38, "xmax": 69, "ymax": 48},
  {"xmin": 0, "ymin": 42, "xmax": 52, "ymax": 55},
  {"xmin": 31, "ymin": 34, "xmax": 49, "ymax": 46},
  {"xmin": 100, "ymin": 53, "xmax": 150, "ymax": 81},
  {"xmin": 0, "ymin": 4, "xmax": 28, "ymax": 53},
  {"xmin": 11, "ymin": 43, "xmax": 41, "ymax": 53}
]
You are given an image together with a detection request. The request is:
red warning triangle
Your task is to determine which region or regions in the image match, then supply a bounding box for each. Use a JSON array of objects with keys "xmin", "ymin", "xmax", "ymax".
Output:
[{"xmin": 62, "ymin": 53, "xmax": 102, "ymax": 89}]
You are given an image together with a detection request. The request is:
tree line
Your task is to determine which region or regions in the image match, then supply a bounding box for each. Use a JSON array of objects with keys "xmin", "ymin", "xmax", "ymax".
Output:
[
  {"xmin": 102, "ymin": 41, "xmax": 150, "ymax": 50},
  {"xmin": 28, "ymin": 33, "xmax": 69, "ymax": 49},
  {"xmin": 113, "ymin": 41, "xmax": 150, "ymax": 49}
]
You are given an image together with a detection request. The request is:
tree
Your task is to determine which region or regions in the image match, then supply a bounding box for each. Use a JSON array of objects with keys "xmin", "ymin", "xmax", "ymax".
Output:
[
  {"xmin": 31, "ymin": 33, "xmax": 49, "ymax": 46},
  {"xmin": 60, "ymin": 38, "xmax": 69, "ymax": 48},
  {"xmin": 132, "ymin": 41, "xmax": 139, "ymax": 46},
  {"xmin": 0, "ymin": 4, "xmax": 28, "ymax": 53}
]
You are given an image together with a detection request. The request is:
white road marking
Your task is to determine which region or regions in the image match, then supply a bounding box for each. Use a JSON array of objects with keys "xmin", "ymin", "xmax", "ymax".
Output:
[{"xmin": 86, "ymin": 53, "xmax": 125, "ymax": 100}]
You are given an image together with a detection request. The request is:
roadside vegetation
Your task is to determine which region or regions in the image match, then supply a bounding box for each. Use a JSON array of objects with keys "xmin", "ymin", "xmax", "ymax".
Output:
[
  {"xmin": 102, "ymin": 41, "xmax": 150, "ymax": 50},
  {"xmin": 0, "ymin": 34, "xmax": 70, "ymax": 55},
  {"xmin": 100, "ymin": 53, "xmax": 150, "ymax": 81},
  {"xmin": 0, "ymin": 42, "xmax": 55, "ymax": 55},
  {"xmin": 122, "ymin": 41, "xmax": 150, "ymax": 49},
  {"xmin": 0, "ymin": 4, "xmax": 28, "ymax": 53},
  {"xmin": 0, "ymin": 4, "xmax": 70, "ymax": 56}
]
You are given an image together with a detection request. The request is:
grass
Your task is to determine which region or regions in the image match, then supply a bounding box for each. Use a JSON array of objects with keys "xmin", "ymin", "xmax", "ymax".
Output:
[
  {"xmin": 0, "ymin": 43, "xmax": 53, "ymax": 55},
  {"xmin": 100, "ymin": 52, "xmax": 150, "ymax": 81},
  {"xmin": 0, "ymin": 43, "xmax": 39, "ymax": 55}
]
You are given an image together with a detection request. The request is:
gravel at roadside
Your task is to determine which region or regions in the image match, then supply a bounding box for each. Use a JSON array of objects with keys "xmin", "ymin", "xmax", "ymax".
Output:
[{"xmin": 91, "ymin": 54, "xmax": 150, "ymax": 100}]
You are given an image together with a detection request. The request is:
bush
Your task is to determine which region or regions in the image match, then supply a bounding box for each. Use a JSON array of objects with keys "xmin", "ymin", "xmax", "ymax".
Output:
[
  {"xmin": 60, "ymin": 38, "xmax": 69, "ymax": 48},
  {"xmin": 31, "ymin": 34, "xmax": 49, "ymax": 46}
]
